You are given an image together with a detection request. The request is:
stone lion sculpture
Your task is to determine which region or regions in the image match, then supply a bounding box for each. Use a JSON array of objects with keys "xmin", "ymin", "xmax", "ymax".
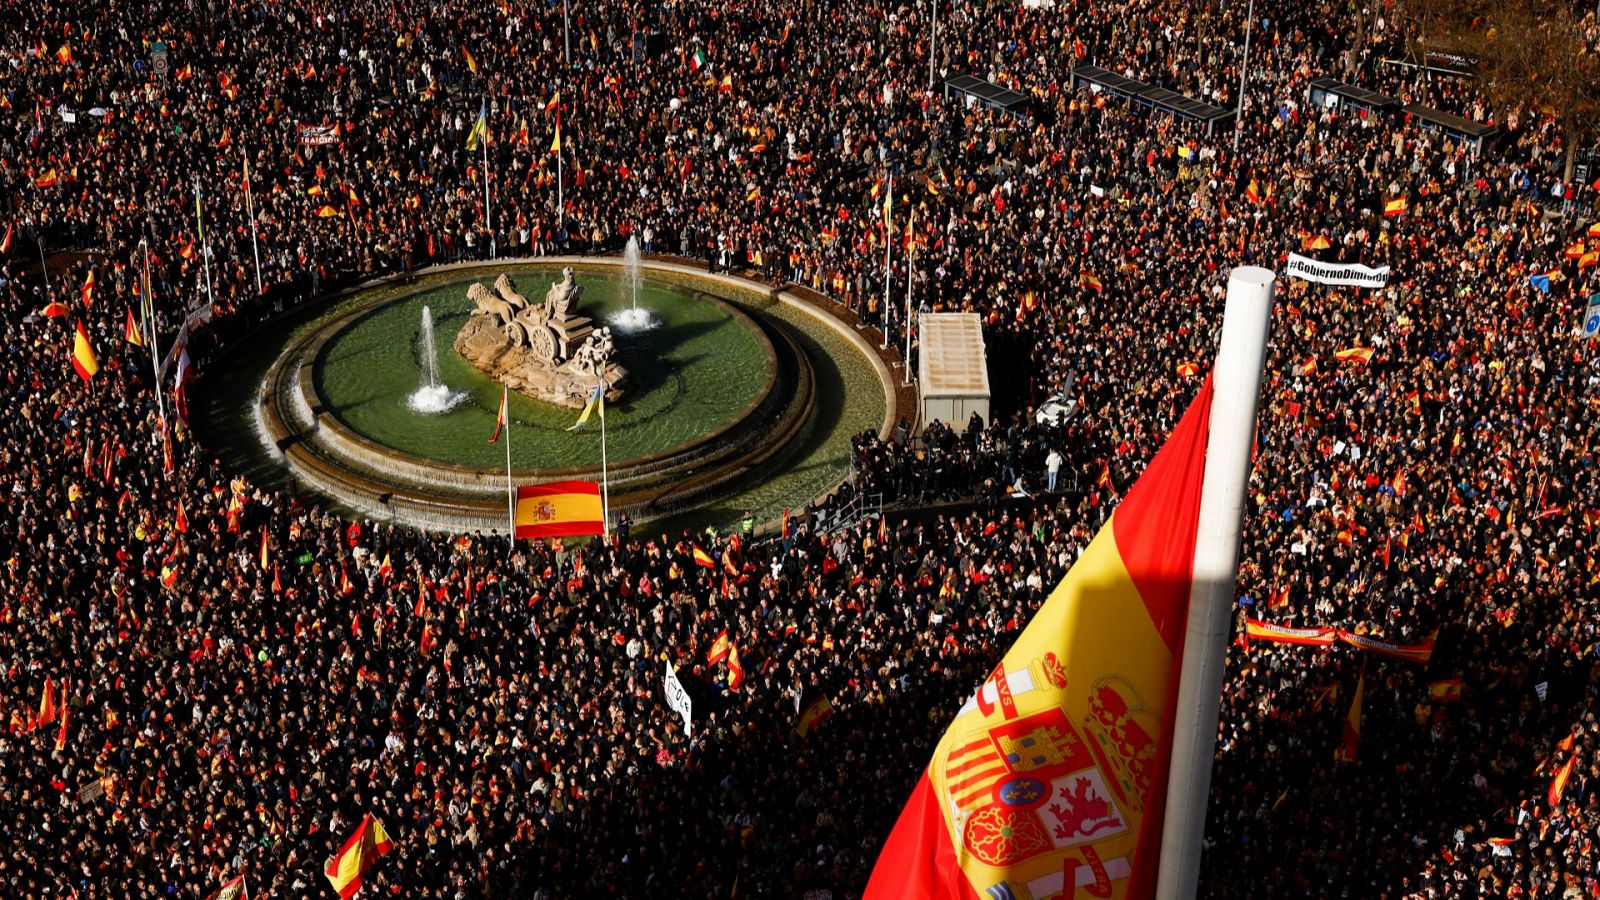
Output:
[
  {"xmin": 493, "ymin": 274, "xmax": 530, "ymax": 310},
  {"xmin": 468, "ymin": 282, "xmax": 520, "ymax": 327}
]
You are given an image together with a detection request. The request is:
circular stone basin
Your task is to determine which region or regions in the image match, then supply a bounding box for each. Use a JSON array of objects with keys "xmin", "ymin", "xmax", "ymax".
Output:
[{"xmin": 258, "ymin": 263, "xmax": 820, "ymax": 532}]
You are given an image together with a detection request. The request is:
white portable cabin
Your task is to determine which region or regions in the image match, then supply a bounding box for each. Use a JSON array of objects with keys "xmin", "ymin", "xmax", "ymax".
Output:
[{"xmin": 917, "ymin": 312, "xmax": 990, "ymax": 431}]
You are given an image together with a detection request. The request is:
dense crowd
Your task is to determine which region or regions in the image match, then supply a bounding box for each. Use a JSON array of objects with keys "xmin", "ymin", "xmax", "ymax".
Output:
[{"xmin": 4, "ymin": 0, "xmax": 1600, "ymax": 896}]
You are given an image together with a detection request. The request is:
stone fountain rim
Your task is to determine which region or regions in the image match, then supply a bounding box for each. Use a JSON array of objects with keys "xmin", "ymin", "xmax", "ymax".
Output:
[{"xmin": 276, "ymin": 267, "xmax": 782, "ymax": 483}]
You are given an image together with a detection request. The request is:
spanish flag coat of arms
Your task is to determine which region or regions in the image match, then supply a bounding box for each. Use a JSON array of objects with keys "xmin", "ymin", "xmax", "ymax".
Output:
[{"xmin": 866, "ymin": 378, "xmax": 1215, "ymax": 900}]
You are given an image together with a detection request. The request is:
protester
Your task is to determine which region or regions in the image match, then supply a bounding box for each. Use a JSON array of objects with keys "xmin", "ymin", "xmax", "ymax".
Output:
[{"xmin": 2, "ymin": 0, "xmax": 1599, "ymax": 896}]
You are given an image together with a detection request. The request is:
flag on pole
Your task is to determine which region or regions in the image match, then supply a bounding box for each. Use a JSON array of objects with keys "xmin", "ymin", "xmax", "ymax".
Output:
[
  {"xmin": 690, "ymin": 48, "xmax": 708, "ymax": 72},
  {"xmin": 124, "ymin": 306, "xmax": 146, "ymax": 346},
  {"xmin": 466, "ymin": 100, "xmax": 488, "ymax": 151},
  {"xmin": 72, "ymin": 321, "xmax": 99, "ymax": 381},
  {"xmin": 260, "ymin": 528, "xmax": 270, "ymax": 570},
  {"xmin": 488, "ymin": 386, "xmax": 507, "ymax": 443},
  {"xmin": 0, "ymin": 223, "xmax": 12, "ymax": 253},
  {"xmin": 565, "ymin": 382, "xmax": 604, "ymax": 431},
  {"xmin": 53, "ymin": 684, "xmax": 70, "ymax": 750},
  {"xmin": 795, "ymin": 687, "xmax": 834, "ymax": 737},
  {"xmin": 324, "ymin": 814, "xmax": 394, "ymax": 900},
  {"xmin": 1334, "ymin": 674, "xmax": 1363, "ymax": 762},
  {"xmin": 463, "ymin": 46, "xmax": 479, "ymax": 74},
  {"xmin": 513, "ymin": 481, "xmax": 604, "ymax": 539},
  {"xmin": 865, "ymin": 377, "xmax": 1219, "ymax": 900},
  {"xmin": 35, "ymin": 168, "xmax": 59, "ymax": 187},
  {"xmin": 551, "ymin": 115, "xmax": 563, "ymax": 153},
  {"xmin": 175, "ymin": 497, "xmax": 189, "ymax": 533},
  {"xmin": 543, "ymin": 92, "xmax": 561, "ymax": 113}
]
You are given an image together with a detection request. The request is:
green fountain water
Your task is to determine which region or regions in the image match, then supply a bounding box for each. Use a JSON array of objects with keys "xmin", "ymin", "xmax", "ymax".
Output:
[{"xmin": 312, "ymin": 275, "xmax": 770, "ymax": 470}]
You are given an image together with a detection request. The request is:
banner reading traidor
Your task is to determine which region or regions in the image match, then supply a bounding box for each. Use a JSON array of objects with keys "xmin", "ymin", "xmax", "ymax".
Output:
[{"xmin": 1285, "ymin": 253, "xmax": 1391, "ymax": 289}]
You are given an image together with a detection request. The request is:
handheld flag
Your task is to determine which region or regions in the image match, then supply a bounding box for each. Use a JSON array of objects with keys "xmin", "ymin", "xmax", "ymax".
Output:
[
  {"xmin": 1383, "ymin": 196, "xmax": 1407, "ymax": 216},
  {"xmin": 727, "ymin": 644, "xmax": 745, "ymax": 690},
  {"xmin": 72, "ymin": 321, "xmax": 100, "ymax": 381},
  {"xmin": 324, "ymin": 814, "xmax": 394, "ymax": 899},
  {"xmin": 1549, "ymin": 753, "xmax": 1577, "ymax": 807},
  {"xmin": 1335, "ymin": 674, "xmax": 1363, "ymax": 762},
  {"xmin": 565, "ymin": 382, "xmax": 604, "ymax": 431},
  {"xmin": 208, "ymin": 874, "xmax": 249, "ymax": 900},
  {"xmin": 0, "ymin": 223, "xmax": 11, "ymax": 253},
  {"xmin": 80, "ymin": 269, "xmax": 94, "ymax": 306},
  {"xmin": 514, "ymin": 481, "xmax": 604, "ymax": 539},
  {"xmin": 707, "ymin": 628, "xmax": 731, "ymax": 664},
  {"xmin": 692, "ymin": 545, "xmax": 716, "ymax": 568},
  {"xmin": 865, "ymin": 377, "xmax": 1218, "ymax": 899},
  {"xmin": 488, "ymin": 386, "xmax": 507, "ymax": 443}
]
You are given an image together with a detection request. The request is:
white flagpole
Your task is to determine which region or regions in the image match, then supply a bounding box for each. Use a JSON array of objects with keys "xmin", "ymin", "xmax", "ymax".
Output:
[
  {"xmin": 243, "ymin": 153, "xmax": 263, "ymax": 296},
  {"xmin": 879, "ymin": 171, "xmax": 893, "ymax": 350},
  {"xmin": 556, "ymin": 114, "xmax": 565, "ymax": 228},
  {"xmin": 1155, "ymin": 265, "xmax": 1275, "ymax": 900},
  {"xmin": 504, "ymin": 386, "xmax": 516, "ymax": 546},
  {"xmin": 903, "ymin": 207, "xmax": 915, "ymax": 385},
  {"xmin": 139, "ymin": 239, "xmax": 167, "ymax": 428},
  {"xmin": 483, "ymin": 98, "xmax": 495, "ymax": 259},
  {"xmin": 599, "ymin": 386, "xmax": 610, "ymax": 536},
  {"xmin": 194, "ymin": 178, "xmax": 215, "ymax": 315}
]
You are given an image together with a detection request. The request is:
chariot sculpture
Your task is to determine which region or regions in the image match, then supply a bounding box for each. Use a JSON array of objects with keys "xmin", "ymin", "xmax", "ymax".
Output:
[{"xmin": 455, "ymin": 268, "xmax": 628, "ymax": 408}]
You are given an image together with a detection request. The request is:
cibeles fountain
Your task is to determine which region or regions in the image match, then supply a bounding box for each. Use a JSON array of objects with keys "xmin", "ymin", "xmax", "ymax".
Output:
[
  {"xmin": 455, "ymin": 268, "xmax": 628, "ymax": 407},
  {"xmin": 240, "ymin": 259, "xmax": 865, "ymax": 533}
]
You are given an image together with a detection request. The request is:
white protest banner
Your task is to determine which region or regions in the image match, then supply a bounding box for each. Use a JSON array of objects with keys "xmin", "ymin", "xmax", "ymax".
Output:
[
  {"xmin": 1285, "ymin": 252, "xmax": 1391, "ymax": 289},
  {"xmin": 298, "ymin": 124, "xmax": 340, "ymax": 146},
  {"xmin": 664, "ymin": 661, "xmax": 692, "ymax": 738}
]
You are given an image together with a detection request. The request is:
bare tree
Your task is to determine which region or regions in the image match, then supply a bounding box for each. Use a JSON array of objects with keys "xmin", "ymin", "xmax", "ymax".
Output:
[{"xmin": 1396, "ymin": 0, "xmax": 1600, "ymax": 181}]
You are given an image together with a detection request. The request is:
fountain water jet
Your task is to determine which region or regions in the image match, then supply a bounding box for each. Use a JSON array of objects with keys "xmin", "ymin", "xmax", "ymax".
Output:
[
  {"xmin": 406, "ymin": 305, "xmax": 469, "ymax": 414},
  {"xmin": 608, "ymin": 235, "xmax": 658, "ymax": 334}
]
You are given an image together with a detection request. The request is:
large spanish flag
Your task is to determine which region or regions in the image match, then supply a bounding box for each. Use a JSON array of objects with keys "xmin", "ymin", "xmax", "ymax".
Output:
[
  {"xmin": 865, "ymin": 378, "xmax": 1214, "ymax": 900},
  {"xmin": 324, "ymin": 813, "xmax": 394, "ymax": 899},
  {"xmin": 514, "ymin": 480, "xmax": 603, "ymax": 539}
]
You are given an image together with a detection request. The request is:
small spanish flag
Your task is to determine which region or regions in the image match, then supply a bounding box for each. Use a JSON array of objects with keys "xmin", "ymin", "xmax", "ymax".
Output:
[
  {"xmin": 726, "ymin": 644, "xmax": 745, "ymax": 690},
  {"xmin": 706, "ymin": 627, "xmax": 731, "ymax": 664},
  {"xmin": 1383, "ymin": 196, "xmax": 1407, "ymax": 216},
  {"xmin": 175, "ymin": 497, "xmax": 189, "ymax": 533},
  {"xmin": 1334, "ymin": 673, "xmax": 1363, "ymax": 762},
  {"xmin": 81, "ymin": 269, "xmax": 95, "ymax": 306},
  {"xmin": 463, "ymin": 46, "xmax": 478, "ymax": 74},
  {"xmin": 324, "ymin": 814, "xmax": 394, "ymax": 900},
  {"xmin": 1333, "ymin": 346, "xmax": 1374, "ymax": 365},
  {"xmin": 1, "ymin": 223, "xmax": 12, "ymax": 253},
  {"xmin": 692, "ymin": 545, "xmax": 715, "ymax": 568},
  {"xmin": 488, "ymin": 385, "xmax": 507, "ymax": 443},
  {"xmin": 1428, "ymin": 677, "xmax": 1464, "ymax": 703},
  {"xmin": 316, "ymin": 205, "xmax": 341, "ymax": 217},
  {"xmin": 260, "ymin": 528, "xmax": 270, "ymax": 570},
  {"xmin": 1549, "ymin": 752, "xmax": 1577, "ymax": 807},
  {"xmin": 795, "ymin": 688, "xmax": 834, "ymax": 737},
  {"xmin": 550, "ymin": 120, "xmax": 562, "ymax": 153},
  {"xmin": 72, "ymin": 321, "xmax": 100, "ymax": 381},
  {"xmin": 35, "ymin": 168, "xmax": 60, "ymax": 188},
  {"xmin": 124, "ymin": 306, "xmax": 145, "ymax": 346},
  {"xmin": 1244, "ymin": 179, "xmax": 1262, "ymax": 203},
  {"xmin": 514, "ymin": 480, "xmax": 603, "ymax": 539},
  {"xmin": 1080, "ymin": 271, "xmax": 1103, "ymax": 292},
  {"xmin": 55, "ymin": 45, "xmax": 72, "ymax": 65}
]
